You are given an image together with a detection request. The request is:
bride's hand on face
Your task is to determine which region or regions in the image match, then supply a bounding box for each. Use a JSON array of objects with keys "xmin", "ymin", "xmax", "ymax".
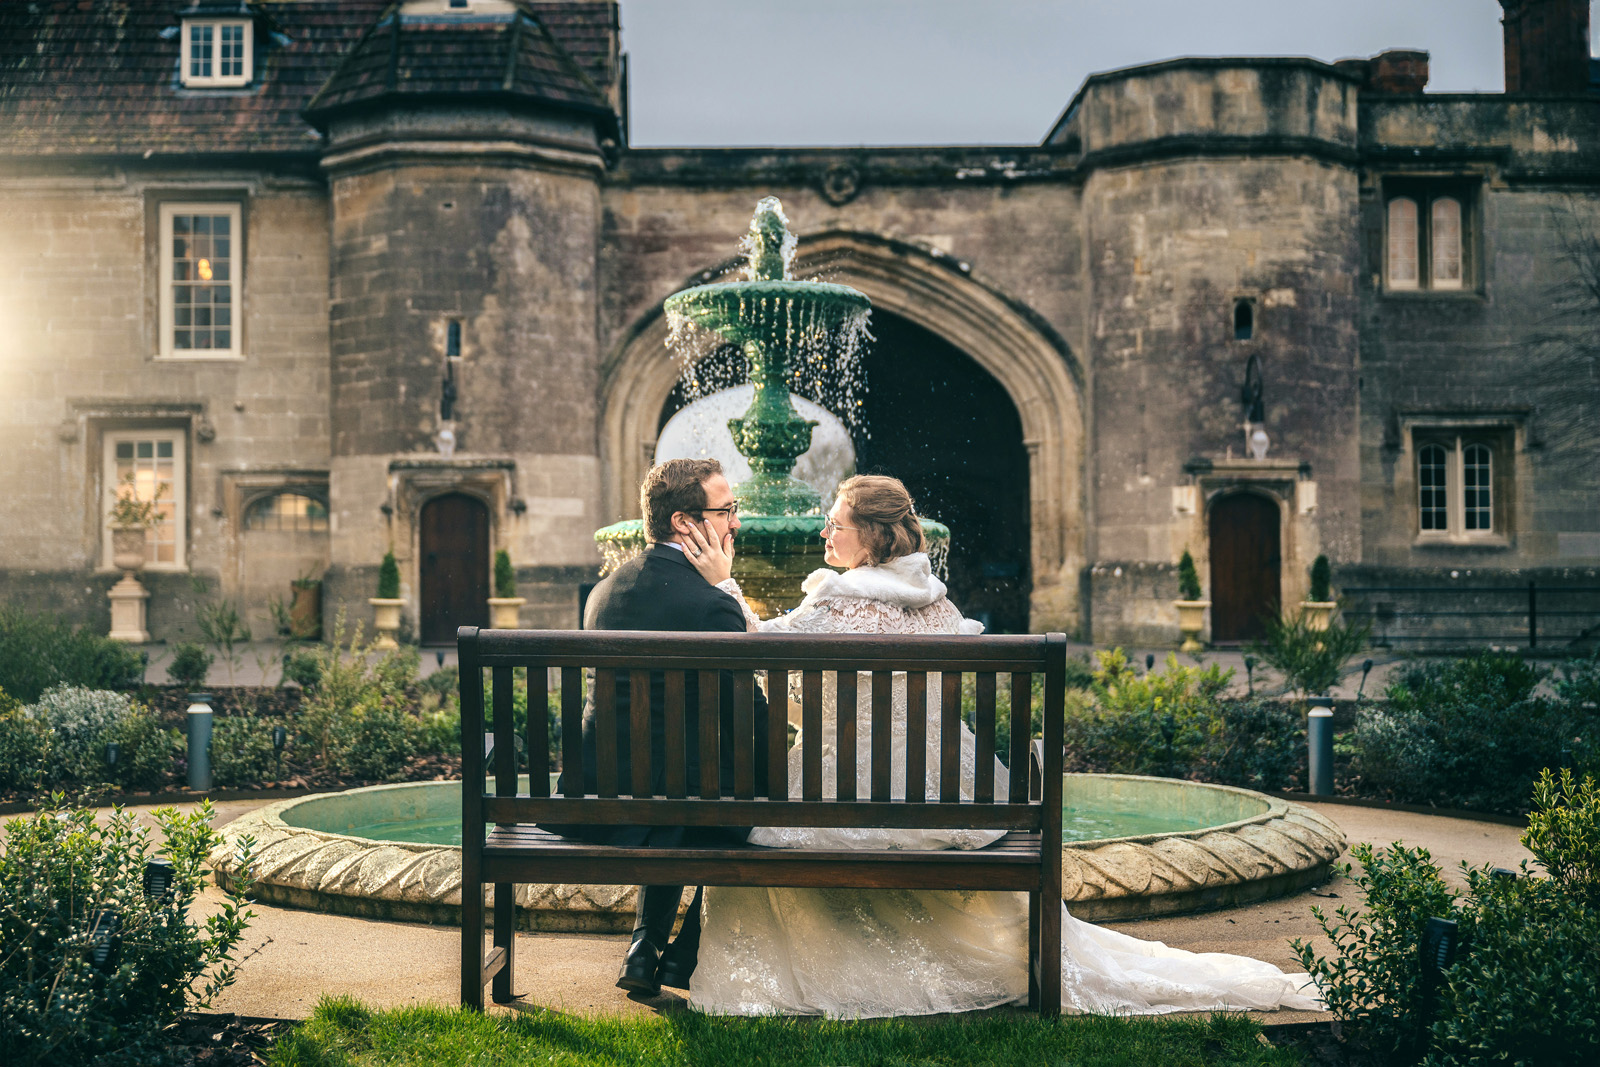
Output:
[{"xmin": 685, "ymin": 519, "xmax": 735, "ymax": 584}]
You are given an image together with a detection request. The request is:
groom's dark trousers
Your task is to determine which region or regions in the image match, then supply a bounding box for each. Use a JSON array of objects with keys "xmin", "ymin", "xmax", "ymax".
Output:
[{"xmin": 542, "ymin": 544, "xmax": 769, "ymax": 964}]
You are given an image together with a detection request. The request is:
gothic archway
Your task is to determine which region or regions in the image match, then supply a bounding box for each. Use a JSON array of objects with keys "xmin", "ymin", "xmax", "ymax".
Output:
[{"xmin": 598, "ymin": 231, "xmax": 1085, "ymax": 632}]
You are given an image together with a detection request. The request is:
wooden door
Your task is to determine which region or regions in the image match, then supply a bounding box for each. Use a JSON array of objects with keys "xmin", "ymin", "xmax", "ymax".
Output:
[
  {"xmin": 420, "ymin": 493, "xmax": 489, "ymax": 644},
  {"xmin": 1208, "ymin": 493, "xmax": 1281, "ymax": 643}
]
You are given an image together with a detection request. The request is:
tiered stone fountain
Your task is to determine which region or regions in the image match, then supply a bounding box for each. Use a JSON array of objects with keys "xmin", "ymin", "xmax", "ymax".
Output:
[{"xmin": 594, "ymin": 197, "xmax": 948, "ymax": 617}]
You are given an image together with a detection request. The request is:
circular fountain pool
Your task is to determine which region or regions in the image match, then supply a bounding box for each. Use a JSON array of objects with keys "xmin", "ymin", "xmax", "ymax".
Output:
[{"xmin": 212, "ymin": 774, "xmax": 1342, "ymax": 928}]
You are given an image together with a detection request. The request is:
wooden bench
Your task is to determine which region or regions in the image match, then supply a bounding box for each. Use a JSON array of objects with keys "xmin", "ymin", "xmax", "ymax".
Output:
[{"xmin": 458, "ymin": 626, "xmax": 1067, "ymax": 1015}]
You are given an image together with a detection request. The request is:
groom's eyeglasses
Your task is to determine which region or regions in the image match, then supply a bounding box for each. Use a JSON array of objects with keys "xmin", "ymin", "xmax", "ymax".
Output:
[{"xmin": 700, "ymin": 500, "xmax": 740, "ymax": 518}]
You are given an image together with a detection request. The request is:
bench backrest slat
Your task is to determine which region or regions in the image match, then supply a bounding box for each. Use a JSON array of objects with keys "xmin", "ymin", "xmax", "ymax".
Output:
[
  {"xmin": 1010, "ymin": 672, "xmax": 1031, "ymax": 804},
  {"xmin": 974, "ymin": 672, "xmax": 996, "ymax": 804},
  {"xmin": 697, "ymin": 669, "xmax": 719, "ymax": 800},
  {"xmin": 529, "ymin": 668, "xmax": 549, "ymax": 797},
  {"xmin": 905, "ymin": 670, "xmax": 927, "ymax": 804},
  {"xmin": 560, "ymin": 666, "xmax": 583, "ymax": 790},
  {"xmin": 594, "ymin": 668, "xmax": 618, "ymax": 798},
  {"xmin": 801, "ymin": 669, "xmax": 823, "ymax": 801},
  {"xmin": 663, "ymin": 670, "xmax": 687, "ymax": 799},
  {"xmin": 493, "ymin": 666, "xmax": 516, "ymax": 796},
  {"xmin": 766, "ymin": 667, "xmax": 789, "ymax": 802},
  {"xmin": 733, "ymin": 671, "xmax": 756, "ymax": 799},
  {"xmin": 939, "ymin": 671, "xmax": 962, "ymax": 803},
  {"xmin": 461, "ymin": 630, "xmax": 1066, "ymax": 832},
  {"xmin": 836, "ymin": 670, "xmax": 857, "ymax": 801}
]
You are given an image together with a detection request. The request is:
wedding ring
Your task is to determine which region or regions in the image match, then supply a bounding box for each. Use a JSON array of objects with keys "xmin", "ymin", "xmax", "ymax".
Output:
[{"xmin": 691, "ymin": 549, "xmax": 702, "ymax": 557}]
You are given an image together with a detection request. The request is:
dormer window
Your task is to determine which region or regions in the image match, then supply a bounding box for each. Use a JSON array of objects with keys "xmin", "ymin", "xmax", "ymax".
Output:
[{"xmin": 181, "ymin": 17, "xmax": 252, "ymax": 88}]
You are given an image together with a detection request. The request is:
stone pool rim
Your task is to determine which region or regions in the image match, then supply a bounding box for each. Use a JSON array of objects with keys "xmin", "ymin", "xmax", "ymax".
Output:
[{"xmin": 211, "ymin": 774, "xmax": 1345, "ymax": 928}]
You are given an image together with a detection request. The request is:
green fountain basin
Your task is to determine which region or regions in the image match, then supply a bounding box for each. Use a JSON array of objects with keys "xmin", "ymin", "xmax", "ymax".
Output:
[
  {"xmin": 212, "ymin": 774, "xmax": 1344, "ymax": 929},
  {"xmin": 666, "ymin": 279, "xmax": 870, "ymax": 343}
]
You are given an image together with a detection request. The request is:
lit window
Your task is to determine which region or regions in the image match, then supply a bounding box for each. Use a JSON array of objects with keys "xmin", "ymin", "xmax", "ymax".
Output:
[
  {"xmin": 245, "ymin": 493, "xmax": 330, "ymax": 532},
  {"xmin": 159, "ymin": 202, "xmax": 241, "ymax": 359},
  {"xmin": 1386, "ymin": 188, "xmax": 1473, "ymax": 292},
  {"xmin": 181, "ymin": 19, "xmax": 253, "ymax": 88},
  {"xmin": 104, "ymin": 432, "xmax": 186, "ymax": 569},
  {"xmin": 1414, "ymin": 433, "xmax": 1502, "ymax": 539}
]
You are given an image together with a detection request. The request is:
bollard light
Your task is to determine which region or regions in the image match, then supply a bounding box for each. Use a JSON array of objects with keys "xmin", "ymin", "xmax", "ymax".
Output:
[
  {"xmin": 143, "ymin": 858, "xmax": 176, "ymax": 903},
  {"xmin": 1145, "ymin": 653, "xmax": 1155, "ymax": 674},
  {"xmin": 1244, "ymin": 655, "xmax": 1257, "ymax": 697},
  {"xmin": 186, "ymin": 692, "xmax": 213, "ymax": 793},
  {"xmin": 1356, "ymin": 658, "xmax": 1374, "ymax": 701},
  {"xmin": 1307, "ymin": 695, "xmax": 1335, "ymax": 795},
  {"xmin": 436, "ymin": 650, "xmax": 446, "ymax": 668},
  {"xmin": 89, "ymin": 909, "xmax": 122, "ymax": 972},
  {"xmin": 272, "ymin": 724, "xmax": 288, "ymax": 778},
  {"xmin": 1492, "ymin": 867, "xmax": 1519, "ymax": 882},
  {"xmin": 103, "ymin": 741, "xmax": 120, "ymax": 770},
  {"xmin": 1421, "ymin": 916, "xmax": 1461, "ymax": 977}
]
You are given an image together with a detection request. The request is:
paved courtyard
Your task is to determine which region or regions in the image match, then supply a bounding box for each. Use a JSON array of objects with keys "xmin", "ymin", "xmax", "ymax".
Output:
[{"xmin": 97, "ymin": 795, "xmax": 1533, "ymax": 1023}]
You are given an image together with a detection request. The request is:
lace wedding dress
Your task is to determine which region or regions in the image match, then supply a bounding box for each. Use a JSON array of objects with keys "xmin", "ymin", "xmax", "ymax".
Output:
[{"xmin": 689, "ymin": 552, "xmax": 1323, "ymax": 1018}]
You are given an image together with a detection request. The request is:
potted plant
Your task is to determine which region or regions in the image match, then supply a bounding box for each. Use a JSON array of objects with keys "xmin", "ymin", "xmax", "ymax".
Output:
[
  {"xmin": 488, "ymin": 549, "xmax": 525, "ymax": 629},
  {"xmin": 107, "ymin": 476, "xmax": 164, "ymax": 575},
  {"xmin": 370, "ymin": 550, "xmax": 404, "ymax": 650},
  {"xmin": 290, "ymin": 568, "xmax": 323, "ymax": 640},
  {"xmin": 105, "ymin": 476, "xmax": 164, "ymax": 642},
  {"xmin": 1300, "ymin": 554, "xmax": 1337, "ymax": 632},
  {"xmin": 1173, "ymin": 548, "xmax": 1209, "ymax": 653}
]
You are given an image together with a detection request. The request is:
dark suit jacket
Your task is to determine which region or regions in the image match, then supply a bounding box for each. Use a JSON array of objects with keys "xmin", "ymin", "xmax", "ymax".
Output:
[{"xmin": 543, "ymin": 544, "xmax": 769, "ymax": 847}]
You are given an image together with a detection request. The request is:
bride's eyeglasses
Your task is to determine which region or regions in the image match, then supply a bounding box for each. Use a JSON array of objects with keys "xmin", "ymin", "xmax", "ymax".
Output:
[
  {"xmin": 701, "ymin": 500, "xmax": 740, "ymax": 518},
  {"xmin": 822, "ymin": 517, "xmax": 857, "ymax": 533}
]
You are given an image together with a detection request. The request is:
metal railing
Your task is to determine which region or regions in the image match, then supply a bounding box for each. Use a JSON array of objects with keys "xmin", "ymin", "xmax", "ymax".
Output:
[{"xmin": 1341, "ymin": 582, "xmax": 1600, "ymax": 650}]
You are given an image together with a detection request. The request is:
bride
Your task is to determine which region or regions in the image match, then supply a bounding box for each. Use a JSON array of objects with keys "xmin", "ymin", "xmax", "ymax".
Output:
[{"xmin": 678, "ymin": 474, "xmax": 1322, "ymax": 1018}]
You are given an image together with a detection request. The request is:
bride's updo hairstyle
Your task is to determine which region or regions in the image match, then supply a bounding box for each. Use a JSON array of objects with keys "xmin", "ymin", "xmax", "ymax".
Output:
[{"xmin": 835, "ymin": 475, "xmax": 925, "ymax": 566}]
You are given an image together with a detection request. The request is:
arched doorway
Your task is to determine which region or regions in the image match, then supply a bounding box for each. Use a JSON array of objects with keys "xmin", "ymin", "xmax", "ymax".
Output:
[
  {"xmin": 602, "ymin": 230, "xmax": 1085, "ymax": 633},
  {"xmin": 1208, "ymin": 493, "xmax": 1281, "ymax": 643},
  {"xmin": 658, "ymin": 310, "xmax": 1031, "ymax": 632},
  {"xmin": 420, "ymin": 493, "xmax": 489, "ymax": 644}
]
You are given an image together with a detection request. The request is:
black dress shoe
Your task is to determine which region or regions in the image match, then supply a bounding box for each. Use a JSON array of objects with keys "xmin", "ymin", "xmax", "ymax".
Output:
[
  {"xmin": 616, "ymin": 938, "xmax": 662, "ymax": 995},
  {"xmin": 656, "ymin": 939, "xmax": 698, "ymax": 990}
]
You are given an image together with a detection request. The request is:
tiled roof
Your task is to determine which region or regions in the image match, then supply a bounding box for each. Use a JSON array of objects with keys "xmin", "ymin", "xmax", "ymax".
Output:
[
  {"xmin": 0, "ymin": 1, "xmax": 619, "ymax": 159},
  {"xmin": 304, "ymin": 3, "xmax": 614, "ymax": 128}
]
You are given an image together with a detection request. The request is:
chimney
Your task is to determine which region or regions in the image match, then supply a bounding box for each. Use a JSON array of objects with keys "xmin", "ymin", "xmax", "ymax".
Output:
[
  {"xmin": 1333, "ymin": 50, "xmax": 1430, "ymax": 94},
  {"xmin": 1499, "ymin": 0, "xmax": 1592, "ymax": 92}
]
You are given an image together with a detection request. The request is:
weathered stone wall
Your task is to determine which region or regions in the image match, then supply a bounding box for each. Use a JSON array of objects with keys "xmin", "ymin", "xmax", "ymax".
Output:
[
  {"xmin": 1357, "ymin": 97, "xmax": 1600, "ymax": 576},
  {"xmin": 324, "ymin": 145, "xmax": 605, "ymax": 633},
  {"xmin": 0, "ymin": 167, "xmax": 333, "ymax": 640}
]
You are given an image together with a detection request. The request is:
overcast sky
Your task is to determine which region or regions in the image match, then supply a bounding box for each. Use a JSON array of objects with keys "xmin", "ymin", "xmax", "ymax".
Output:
[{"xmin": 616, "ymin": 0, "xmax": 1558, "ymax": 147}]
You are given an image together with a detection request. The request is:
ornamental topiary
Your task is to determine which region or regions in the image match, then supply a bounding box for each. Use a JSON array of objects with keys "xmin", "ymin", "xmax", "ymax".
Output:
[
  {"xmin": 493, "ymin": 549, "xmax": 516, "ymax": 599},
  {"xmin": 166, "ymin": 641, "xmax": 213, "ymax": 690},
  {"xmin": 376, "ymin": 551, "xmax": 401, "ymax": 600},
  {"xmin": 1309, "ymin": 554, "xmax": 1332, "ymax": 602},
  {"xmin": 1176, "ymin": 550, "xmax": 1202, "ymax": 601}
]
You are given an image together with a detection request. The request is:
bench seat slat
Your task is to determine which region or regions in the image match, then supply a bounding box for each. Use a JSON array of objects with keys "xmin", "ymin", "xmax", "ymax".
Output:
[
  {"xmin": 482, "ymin": 795, "xmax": 1041, "ymax": 830},
  {"xmin": 481, "ymin": 854, "xmax": 1046, "ymax": 893}
]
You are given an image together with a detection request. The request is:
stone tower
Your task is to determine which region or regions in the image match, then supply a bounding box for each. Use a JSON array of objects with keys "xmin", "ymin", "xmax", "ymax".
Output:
[{"xmin": 304, "ymin": 0, "xmax": 621, "ymax": 639}]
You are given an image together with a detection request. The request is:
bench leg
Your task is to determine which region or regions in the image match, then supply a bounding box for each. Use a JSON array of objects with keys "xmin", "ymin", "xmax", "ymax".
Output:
[
  {"xmin": 462, "ymin": 880, "xmax": 485, "ymax": 1010},
  {"xmin": 491, "ymin": 881, "xmax": 516, "ymax": 1003},
  {"xmin": 1028, "ymin": 890, "xmax": 1041, "ymax": 1010},
  {"xmin": 1040, "ymin": 893, "xmax": 1062, "ymax": 1017}
]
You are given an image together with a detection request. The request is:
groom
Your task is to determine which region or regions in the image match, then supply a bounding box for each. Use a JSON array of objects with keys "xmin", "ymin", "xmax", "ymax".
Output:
[{"xmin": 545, "ymin": 458, "xmax": 768, "ymax": 996}]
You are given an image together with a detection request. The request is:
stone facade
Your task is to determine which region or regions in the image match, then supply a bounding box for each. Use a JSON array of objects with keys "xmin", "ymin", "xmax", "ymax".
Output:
[{"xmin": 2, "ymin": 0, "xmax": 1597, "ymax": 649}]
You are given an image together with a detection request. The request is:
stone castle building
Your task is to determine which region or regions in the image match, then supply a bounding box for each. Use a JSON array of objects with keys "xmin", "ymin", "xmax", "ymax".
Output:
[{"xmin": 2, "ymin": 0, "xmax": 1597, "ymax": 647}]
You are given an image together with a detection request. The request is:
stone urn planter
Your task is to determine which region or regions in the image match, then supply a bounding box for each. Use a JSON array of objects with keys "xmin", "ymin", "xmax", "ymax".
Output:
[
  {"xmin": 369, "ymin": 598, "xmax": 404, "ymax": 650},
  {"xmin": 107, "ymin": 523, "xmax": 151, "ymax": 643},
  {"xmin": 487, "ymin": 596, "xmax": 525, "ymax": 629},
  {"xmin": 1174, "ymin": 599, "xmax": 1210, "ymax": 653},
  {"xmin": 1300, "ymin": 601, "xmax": 1338, "ymax": 632}
]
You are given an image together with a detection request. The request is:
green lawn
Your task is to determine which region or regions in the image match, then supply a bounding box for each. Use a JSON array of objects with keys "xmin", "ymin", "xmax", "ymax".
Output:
[{"xmin": 267, "ymin": 996, "xmax": 1304, "ymax": 1067}]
